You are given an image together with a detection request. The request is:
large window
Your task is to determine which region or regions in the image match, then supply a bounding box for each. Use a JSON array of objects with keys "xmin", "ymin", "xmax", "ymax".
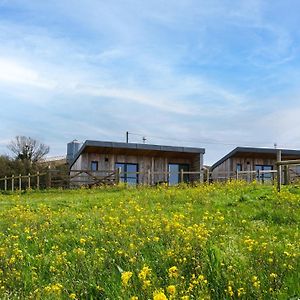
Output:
[
  {"xmin": 115, "ymin": 163, "xmax": 138, "ymax": 184},
  {"xmin": 91, "ymin": 161, "xmax": 98, "ymax": 171},
  {"xmin": 168, "ymin": 163, "xmax": 189, "ymax": 185},
  {"xmin": 236, "ymin": 164, "xmax": 242, "ymax": 172},
  {"xmin": 255, "ymin": 165, "xmax": 273, "ymax": 181}
]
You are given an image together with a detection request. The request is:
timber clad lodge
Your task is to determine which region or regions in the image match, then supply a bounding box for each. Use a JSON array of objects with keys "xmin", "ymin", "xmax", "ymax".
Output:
[
  {"xmin": 69, "ymin": 140, "xmax": 205, "ymax": 185},
  {"xmin": 67, "ymin": 140, "xmax": 300, "ymax": 186}
]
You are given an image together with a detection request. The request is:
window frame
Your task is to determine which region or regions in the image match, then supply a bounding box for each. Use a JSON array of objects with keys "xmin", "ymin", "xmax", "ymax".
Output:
[
  {"xmin": 236, "ymin": 163, "xmax": 242, "ymax": 172},
  {"xmin": 115, "ymin": 162, "xmax": 139, "ymax": 184},
  {"xmin": 91, "ymin": 161, "xmax": 99, "ymax": 171}
]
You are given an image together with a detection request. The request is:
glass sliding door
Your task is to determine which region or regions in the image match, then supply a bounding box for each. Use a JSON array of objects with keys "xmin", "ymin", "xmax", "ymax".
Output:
[
  {"xmin": 168, "ymin": 163, "xmax": 189, "ymax": 185},
  {"xmin": 115, "ymin": 163, "xmax": 138, "ymax": 184},
  {"xmin": 255, "ymin": 165, "xmax": 273, "ymax": 181}
]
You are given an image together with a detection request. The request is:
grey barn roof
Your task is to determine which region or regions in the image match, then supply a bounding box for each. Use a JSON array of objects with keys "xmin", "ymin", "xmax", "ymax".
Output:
[
  {"xmin": 70, "ymin": 140, "xmax": 205, "ymax": 168},
  {"xmin": 211, "ymin": 147, "xmax": 300, "ymax": 171}
]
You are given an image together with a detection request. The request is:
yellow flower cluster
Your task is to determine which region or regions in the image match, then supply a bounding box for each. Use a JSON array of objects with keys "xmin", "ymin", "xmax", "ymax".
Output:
[
  {"xmin": 122, "ymin": 271, "xmax": 133, "ymax": 287},
  {"xmin": 0, "ymin": 182, "xmax": 298, "ymax": 299}
]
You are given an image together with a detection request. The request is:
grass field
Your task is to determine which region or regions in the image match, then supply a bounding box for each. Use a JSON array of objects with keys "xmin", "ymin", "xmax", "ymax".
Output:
[{"xmin": 0, "ymin": 181, "xmax": 299, "ymax": 299}]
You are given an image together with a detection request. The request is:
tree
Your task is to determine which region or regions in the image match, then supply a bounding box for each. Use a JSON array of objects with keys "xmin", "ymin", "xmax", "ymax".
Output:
[{"xmin": 8, "ymin": 136, "xmax": 50, "ymax": 163}]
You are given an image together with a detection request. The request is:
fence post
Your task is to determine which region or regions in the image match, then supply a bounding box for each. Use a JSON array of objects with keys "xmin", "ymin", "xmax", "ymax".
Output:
[
  {"xmin": 4, "ymin": 176, "xmax": 7, "ymax": 191},
  {"xmin": 19, "ymin": 174, "xmax": 22, "ymax": 191},
  {"xmin": 37, "ymin": 172, "xmax": 40, "ymax": 190},
  {"xmin": 28, "ymin": 173, "xmax": 31, "ymax": 189},
  {"xmin": 180, "ymin": 169, "xmax": 184, "ymax": 183},
  {"xmin": 206, "ymin": 169, "xmax": 209, "ymax": 183},
  {"xmin": 116, "ymin": 167, "xmax": 121, "ymax": 184},
  {"xmin": 147, "ymin": 169, "xmax": 151, "ymax": 185},
  {"xmin": 236, "ymin": 170, "xmax": 239, "ymax": 180},
  {"xmin": 47, "ymin": 170, "xmax": 52, "ymax": 189},
  {"xmin": 12, "ymin": 175, "xmax": 14, "ymax": 192},
  {"xmin": 283, "ymin": 165, "xmax": 289, "ymax": 185},
  {"xmin": 277, "ymin": 150, "xmax": 282, "ymax": 192}
]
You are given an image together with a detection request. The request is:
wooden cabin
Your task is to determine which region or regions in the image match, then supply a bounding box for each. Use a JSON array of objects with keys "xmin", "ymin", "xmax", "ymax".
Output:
[
  {"xmin": 211, "ymin": 147, "xmax": 300, "ymax": 182},
  {"xmin": 69, "ymin": 140, "xmax": 205, "ymax": 185}
]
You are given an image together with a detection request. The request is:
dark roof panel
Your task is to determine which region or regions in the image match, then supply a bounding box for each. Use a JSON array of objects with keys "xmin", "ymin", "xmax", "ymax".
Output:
[
  {"xmin": 70, "ymin": 140, "xmax": 205, "ymax": 168},
  {"xmin": 211, "ymin": 147, "xmax": 300, "ymax": 170}
]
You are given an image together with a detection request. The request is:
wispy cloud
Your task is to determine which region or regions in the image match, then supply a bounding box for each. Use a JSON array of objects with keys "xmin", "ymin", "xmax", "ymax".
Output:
[
  {"xmin": 0, "ymin": 0, "xmax": 300, "ymax": 164},
  {"xmin": 0, "ymin": 57, "xmax": 55, "ymax": 89}
]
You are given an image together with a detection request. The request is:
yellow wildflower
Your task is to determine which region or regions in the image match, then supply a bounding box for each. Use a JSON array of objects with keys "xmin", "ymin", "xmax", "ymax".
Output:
[
  {"xmin": 121, "ymin": 271, "xmax": 133, "ymax": 287},
  {"xmin": 168, "ymin": 266, "xmax": 178, "ymax": 278},
  {"xmin": 153, "ymin": 290, "xmax": 168, "ymax": 300},
  {"xmin": 167, "ymin": 285, "xmax": 176, "ymax": 295},
  {"xmin": 237, "ymin": 287, "xmax": 245, "ymax": 297},
  {"xmin": 198, "ymin": 274, "xmax": 205, "ymax": 281},
  {"xmin": 143, "ymin": 280, "xmax": 151, "ymax": 289},
  {"xmin": 138, "ymin": 266, "xmax": 151, "ymax": 280},
  {"xmin": 227, "ymin": 285, "xmax": 234, "ymax": 297}
]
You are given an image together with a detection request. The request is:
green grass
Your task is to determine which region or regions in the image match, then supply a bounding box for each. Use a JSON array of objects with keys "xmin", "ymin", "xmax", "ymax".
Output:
[{"xmin": 0, "ymin": 181, "xmax": 299, "ymax": 299}]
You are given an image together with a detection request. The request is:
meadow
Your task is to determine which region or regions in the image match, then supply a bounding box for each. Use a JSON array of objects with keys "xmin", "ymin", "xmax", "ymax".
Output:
[{"xmin": 0, "ymin": 181, "xmax": 299, "ymax": 299}]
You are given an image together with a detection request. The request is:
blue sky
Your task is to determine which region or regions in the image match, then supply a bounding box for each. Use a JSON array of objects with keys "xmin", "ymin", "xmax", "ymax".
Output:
[{"xmin": 1, "ymin": 0, "xmax": 300, "ymax": 164}]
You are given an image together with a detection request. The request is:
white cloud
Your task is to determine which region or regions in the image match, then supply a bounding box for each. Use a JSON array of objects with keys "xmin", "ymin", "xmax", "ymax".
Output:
[
  {"xmin": 258, "ymin": 106, "xmax": 300, "ymax": 148},
  {"xmin": 0, "ymin": 57, "xmax": 55, "ymax": 89}
]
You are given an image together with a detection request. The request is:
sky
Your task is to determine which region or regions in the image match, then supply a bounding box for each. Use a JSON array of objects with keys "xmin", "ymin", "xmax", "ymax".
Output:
[{"xmin": 1, "ymin": 0, "xmax": 300, "ymax": 165}]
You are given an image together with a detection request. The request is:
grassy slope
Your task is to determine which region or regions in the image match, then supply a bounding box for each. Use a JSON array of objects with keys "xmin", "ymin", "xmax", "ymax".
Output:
[{"xmin": 0, "ymin": 182, "xmax": 299, "ymax": 299}]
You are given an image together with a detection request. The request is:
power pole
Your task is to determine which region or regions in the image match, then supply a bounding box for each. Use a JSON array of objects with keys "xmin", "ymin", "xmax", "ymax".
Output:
[{"xmin": 126, "ymin": 131, "xmax": 129, "ymax": 143}]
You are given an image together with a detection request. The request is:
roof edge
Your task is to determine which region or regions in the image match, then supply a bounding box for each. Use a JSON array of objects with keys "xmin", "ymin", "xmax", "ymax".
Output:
[
  {"xmin": 210, "ymin": 146, "xmax": 300, "ymax": 171},
  {"xmin": 69, "ymin": 140, "xmax": 205, "ymax": 169}
]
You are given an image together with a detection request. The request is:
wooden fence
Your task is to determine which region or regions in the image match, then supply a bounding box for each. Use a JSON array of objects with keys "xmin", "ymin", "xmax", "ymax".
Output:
[
  {"xmin": 276, "ymin": 157, "xmax": 300, "ymax": 192},
  {"xmin": 0, "ymin": 172, "xmax": 47, "ymax": 191},
  {"xmin": 0, "ymin": 169, "xmax": 208, "ymax": 191},
  {"xmin": 1, "ymin": 154, "xmax": 300, "ymax": 191}
]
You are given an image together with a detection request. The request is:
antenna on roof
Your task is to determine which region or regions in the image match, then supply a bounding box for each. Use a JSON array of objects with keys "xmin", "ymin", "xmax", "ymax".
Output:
[
  {"xmin": 126, "ymin": 131, "xmax": 129, "ymax": 143},
  {"xmin": 274, "ymin": 143, "xmax": 277, "ymax": 149},
  {"xmin": 142, "ymin": 136, "xmax": 147, "ymax": 144}
]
